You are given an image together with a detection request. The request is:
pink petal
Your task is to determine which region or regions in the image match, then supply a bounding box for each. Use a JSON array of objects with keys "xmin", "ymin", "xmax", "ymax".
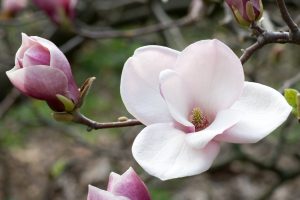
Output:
[
  {"xmin": 159, "ymin": 69, "xmax": 194, "ymax": 129},
  {"xmin": 107, "ymin": 167, "xmax": 151, "ymax": 200},
  {"xmin": 185, "ymin": 109, "xmax": 240, "ymax": 149},
  {"xmin": 174, "ymin": 39, "xmax": 244, "ymax": 119},
  {"xmin": 215, "ymin": 82, "xmax": 292, "ymax": 143},
  {"xmin": 15, "ymin": 33, "xmax": 38, "ymax": 68},
  {"xmin": 6, "ymin": 65, "xmax": 68, "ymax": 101},
  {"xmin": 35, "ymin": 35, "xmax": 79, "ymax": 101},
  {"xmin": 30, "ymin": 34, "xmax": 73, "ymax": 79},
  {"xmin": 87, "ymin": 185, "xmax": 129, "ymax": 200},
  {"xmin": 132, "ymin": 123, "xmax": 220, "ymax": 180},
  {"xmin": 107, "ymin": 172, "xmax": 121, "ymax": 191},
  {"xmin": 120, "ymin": 46, "xmax": 179, "ymax": 125},
  {"xmin": 22, "ymin": 44, "xmax": 50, "ymax": 67}
]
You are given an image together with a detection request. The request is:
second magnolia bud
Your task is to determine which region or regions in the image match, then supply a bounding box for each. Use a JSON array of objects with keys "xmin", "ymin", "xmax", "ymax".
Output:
[{"xmin": 225, "ymin": 0, "xmax": 263, "ymax": 26}]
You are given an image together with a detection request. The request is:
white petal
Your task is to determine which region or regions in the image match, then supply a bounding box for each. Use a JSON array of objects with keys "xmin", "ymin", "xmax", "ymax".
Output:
[
  {"xmin": 120, "ymin": 46, "xmax": 179, "ymax": 125},
  {"xmin": 159, "ymin": 69, "xmax": 194, "ymax": 128},
  {"xmin": 186, "ymin": 109, "xmax": 240, "ymax": 149},
  {"xmin": 215, "ymin": 82, "xmax": 292, "ymax": 143},
  {"xmin": 132, "ymin": 123, "xmax": 220, "ymax": 180},
  {"xmin": 174, "ymin": 39, "xmax": 244, "ymax": 118}
]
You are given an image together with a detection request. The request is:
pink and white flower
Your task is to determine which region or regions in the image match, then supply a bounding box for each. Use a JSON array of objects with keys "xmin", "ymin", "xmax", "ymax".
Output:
[
  {"xmin": 120, "ymin": 39, "xmax": 291, "ymax": 180},
  {"xmin": 87, "ymin": 167, "xmax": 151, "ymax": 200},
  {"xmin": 6, "ymin": 33, "xmax": 80, "ymax": 112}
]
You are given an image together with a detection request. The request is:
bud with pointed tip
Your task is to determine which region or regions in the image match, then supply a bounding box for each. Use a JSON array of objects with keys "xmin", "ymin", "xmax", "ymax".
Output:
[
  {"xmin": 225, "ymin": 0, "xmax": 263, "ymax": 26},
  {"xmin": 87, "ymin": 167, "xmax": 151, "ymax": 200},
  {"xmin": 6, "ymin": 33, "xmax": 80, "ymax": 112}
]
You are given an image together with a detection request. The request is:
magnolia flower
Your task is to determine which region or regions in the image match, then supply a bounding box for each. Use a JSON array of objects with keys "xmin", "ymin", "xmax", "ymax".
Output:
[
  {"xmin": 1, "ymin": 0, "xmax": 27, "ymax": 16},
  {"xmin": 32, "ymin": 0, "xmax": 77, "ymax": 25},
  {"xmin": 87, "ymin": 167, "xmax": 151, "ymax": 200},
  {"xmin": 225, "ymin": 0, "xmax": 263, "ymax": 26},
  {"xmin": 120, "ymin": 39, "xmax": 291, "ymax": 180},
  {"xmin": 6, "ymin": 33, "xmax": 80, "ymax": 112}
]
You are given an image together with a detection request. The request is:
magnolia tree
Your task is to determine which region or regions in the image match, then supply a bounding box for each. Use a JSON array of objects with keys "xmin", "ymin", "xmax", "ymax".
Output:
[{"xmin": 1, "ymin": 0, "xmax": 300, "ymax": 199}]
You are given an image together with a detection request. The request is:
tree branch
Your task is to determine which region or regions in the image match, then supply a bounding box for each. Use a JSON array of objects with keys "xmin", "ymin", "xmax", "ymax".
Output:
[
  {"xmin": 75, "ymin": 0, "xmax": 203, "ymax": 39},
  {"xmin": 240, "ymin": 30, "xmax": 298, "ymax": 64},
  {"xmin": 72, "ymin": 111, "xmax": 143, "ymax": 131},
  {"xmin": 240, "ymin": 0, "xmax": 300, "ymax": 64}
]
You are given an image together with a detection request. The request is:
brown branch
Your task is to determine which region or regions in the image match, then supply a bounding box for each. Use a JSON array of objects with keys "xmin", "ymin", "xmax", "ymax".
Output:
[
  {"xmin": 75, "ymin": 0, "xmax": 203, "ymax": 39},
  {"xmin": 240, "ymin": 30, "xmax": 299, "ymax": 64},
  {"xmin": 72, "ymin": 111, "xmax": 143, "ymax": 131},
  {"xmin": 240, "ymin": 1, "xmax": 300, "ymax": 64}
]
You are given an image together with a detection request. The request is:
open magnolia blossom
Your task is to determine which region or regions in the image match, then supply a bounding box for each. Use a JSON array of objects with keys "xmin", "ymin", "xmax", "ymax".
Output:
[
  {"xmin": 87, "ymin": 167, "xmax": 151, "ymax": 200},
  {"xmin": 120, "ymin": 39, "xmax": 292, "ymax": 180},
  {"xmin": 6, "ymin": 33, "xmax": 80, "ymax": 112}
]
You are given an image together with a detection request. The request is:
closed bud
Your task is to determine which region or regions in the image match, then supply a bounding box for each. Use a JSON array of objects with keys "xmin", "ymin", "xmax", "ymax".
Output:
[
  {"xmin": 225, "ymin": 0, "xmax": 263, "ymax": 26},
  {"xmin": 87, "ymin": 167, "xmax": 151, "ymax": 200},
  {"xmin": 6, "ymin": 33, "xmax": 80, "ymax": 112}
]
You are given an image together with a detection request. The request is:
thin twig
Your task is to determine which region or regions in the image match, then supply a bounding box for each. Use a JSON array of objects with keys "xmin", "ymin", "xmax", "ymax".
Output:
[
  {"xmin": 0, "ymin": 88, "xmax": 20, "ymax": 119},
  {"xmin": 150, "ymin": 0, "xmax": 186, "ymax": 49},
  {"xmin": 72, "ymin": 111, "xmax": 143, "ymax": 131},
  {"xmin": 240, "ymin": 31, "xmax": 298, "ymax": 64},
  {"xmin": 239, "ymin": 0, "xmax": 300, "ymax": 64},
  {"xmin": 279, "ymin": 72, "xmax": 300, "ymax": 93},
  {"xmin": 75, "ymin": 0, "xmax": 203, "ymax": 39}
]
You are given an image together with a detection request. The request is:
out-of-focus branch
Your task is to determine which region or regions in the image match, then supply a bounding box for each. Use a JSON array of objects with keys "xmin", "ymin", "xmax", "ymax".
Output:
[
  {"xmin": 279, "ymin": 71, "xmax": 300, "ymax": 93},
  {"xmin": 75, "ymin": 0, "xmax": 203, "ymax": 39},
  {"xmin": 150, "ymin": 0, "xmax": 186, "ymax": 49},
  {"xmin": 59, "ymin": 36, "xmax": 85, "ymax": 53},
  {"xmin": 0, "ymin": 88, "xmax": 20, "ymax": 119}
]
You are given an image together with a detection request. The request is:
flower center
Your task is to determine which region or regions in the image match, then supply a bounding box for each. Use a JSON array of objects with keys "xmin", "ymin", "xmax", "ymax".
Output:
[{"xmin": 189, "ymin": 107, "xmax": 209, "ymax": 132}]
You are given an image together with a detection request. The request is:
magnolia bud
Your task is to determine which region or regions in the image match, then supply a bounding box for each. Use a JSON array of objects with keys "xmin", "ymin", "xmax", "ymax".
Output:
[
  {"xmin": 225, "ymin": 0, "xmax": 263, "ymax": 26},
  {"xmin": 6, "ymin": 33, "xmax": 80, "ymax": 112}
]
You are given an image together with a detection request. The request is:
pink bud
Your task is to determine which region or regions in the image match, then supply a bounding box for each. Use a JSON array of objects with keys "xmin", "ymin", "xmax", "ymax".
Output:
[
  {"xmin": 88, "ymin": 167, "xmax": 151, "ymax": 200},
  {"xmin": 225, "ymin": 0, "xmax": 263, "ymax": 26},
  {"xmin": 32, "ymin": 0, "xmax": 77, "ymax": 25},
  {"xmin": 6, "ymin": 33, "xmax": 80, "ymax": 112},
  {"xmin": 1, "ymin": 0, "xmax": 27, "ymax": 16}
]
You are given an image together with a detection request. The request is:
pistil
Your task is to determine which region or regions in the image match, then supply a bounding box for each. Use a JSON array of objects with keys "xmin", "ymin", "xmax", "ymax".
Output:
[{"xmin": 190, "ymin": 107, "xmax": 209, "ymax": 131}]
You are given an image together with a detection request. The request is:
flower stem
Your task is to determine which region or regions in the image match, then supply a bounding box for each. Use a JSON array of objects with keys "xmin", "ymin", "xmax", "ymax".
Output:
[{"xmin": 72, "ymin": 111, "xmax": 143, "ymax": 131}]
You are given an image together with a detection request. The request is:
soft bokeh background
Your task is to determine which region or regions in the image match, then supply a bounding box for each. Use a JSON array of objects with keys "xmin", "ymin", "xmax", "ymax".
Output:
[{"xmin": 1, "ymin": 0, "xmax": 300, "ymax": 199}]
